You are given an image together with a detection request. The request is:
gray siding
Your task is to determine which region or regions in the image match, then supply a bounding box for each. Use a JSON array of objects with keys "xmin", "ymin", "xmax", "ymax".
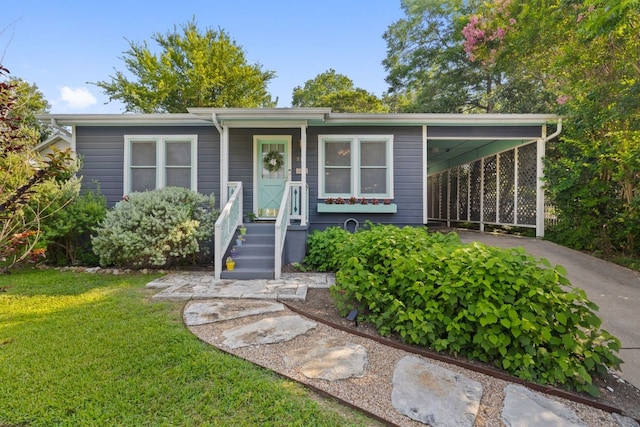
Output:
[
  {"xmin": 306, "ymin": 126, "xmax": 425, "ymax": 230},
  {"xmin": 76, "ymin": 126, "xmax": 219, "ymax": 207}
]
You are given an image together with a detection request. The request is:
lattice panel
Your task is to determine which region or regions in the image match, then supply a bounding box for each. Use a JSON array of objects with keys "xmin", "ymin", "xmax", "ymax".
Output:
[
  {"xmin": 458, "ymin": 164, "xmax": 469, "ymax": 221},
  {"xmin": 428, "ymin": 175, "xmax": 438, "ymax": 218},
  {"xmin": 517, "ymin": 143, "xmax": 538, "ymax": 225},
  {"xmin": 449, "ymin": 168, "xmax": 458, "ymax": 220},
  {"xmin": 499, "ymin": 151, "xmax": 515, "ymax": 224},
  {"xmin": 440, "ymin": 171, "xmax": 448, "ymax": 219},
  {"xmin": 483, "ymin": 156, "xmax": 497, "ymax": 222},
  {"xmin": 470, "ymin": 160, "xmax": 482, "ymax": 222}
]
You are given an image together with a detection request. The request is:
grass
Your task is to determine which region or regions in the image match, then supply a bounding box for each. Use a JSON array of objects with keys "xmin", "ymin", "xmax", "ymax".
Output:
[{"xmin": 0, "ymin": 268, "xmax": 377, "ymax": 427}]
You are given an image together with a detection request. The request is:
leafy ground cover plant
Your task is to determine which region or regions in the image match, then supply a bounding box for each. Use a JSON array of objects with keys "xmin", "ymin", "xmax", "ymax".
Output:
[
  {"xmin": 40, "ymin": 186, "xmax": 107, "ymax": 266},
  {"xmin": 92, "ymin": 187, "xmax": 218, "ymax": 268},
  {"xmin": 0, "ymin": 268, "xmax": 376, "ymax": 426},
  {"xmin": 308, "ymin": 223, "xmax": 622, "ymax": 395}
]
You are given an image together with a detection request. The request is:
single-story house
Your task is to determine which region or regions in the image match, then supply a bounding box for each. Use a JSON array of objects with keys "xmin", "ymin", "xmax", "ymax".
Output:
[{"xmin": 37, "ymin": 108, "xmax": 561, "ymax": 279}]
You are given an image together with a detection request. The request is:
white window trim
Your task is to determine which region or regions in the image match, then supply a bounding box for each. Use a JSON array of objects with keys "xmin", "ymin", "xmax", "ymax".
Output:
[
  {"xmin": 123, "ymin": 135, "xmax": 198, "ymax": 194},
  {"xmin": 318, "ymin": 134, "xmax": 394, "ymax": 199}
]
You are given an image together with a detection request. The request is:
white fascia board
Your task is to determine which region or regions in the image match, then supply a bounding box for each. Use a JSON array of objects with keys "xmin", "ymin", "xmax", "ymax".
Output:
[
  {"xmin": 325, "ymin": 113, "xmax": 560, "ymax": 126},
  {"xmin": 34, "ymin": 132, "xmax": 72, "ymax": 152},
  {"xmin": 35, "ymin": 113, "xmax": 211, "ymax": 126},
  {"xmin": 188, "ymin": 107, "xmax": 330, "ymax": 124}
]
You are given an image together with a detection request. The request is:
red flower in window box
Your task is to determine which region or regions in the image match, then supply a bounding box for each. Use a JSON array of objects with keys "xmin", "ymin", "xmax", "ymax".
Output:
[
  {"xmin": 348, "ymin": 196, "xmax": 357, "ymax": 205},
  {"xmin": 324, "ymin": 198, "xmax": 334, "ymax": 204},
  {"xmin": 335, "ymin": 197, "xmax": 345, "ymax": 205},
  {"xmin": 360, "ymin": 198, "xmax": 368, "ymax": 205},
  {"xmin": 371, "ymin": 198, "xmax": 379, "ymax": 205},
  {"xmin": 383, "ymin": 199, "xmax": 392, "ymax": 205}
]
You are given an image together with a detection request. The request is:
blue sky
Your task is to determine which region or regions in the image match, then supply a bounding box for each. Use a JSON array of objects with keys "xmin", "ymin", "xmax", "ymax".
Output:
[{"xmin": 2, "ymin": 1, "xmax": 405, "ymax": 113}]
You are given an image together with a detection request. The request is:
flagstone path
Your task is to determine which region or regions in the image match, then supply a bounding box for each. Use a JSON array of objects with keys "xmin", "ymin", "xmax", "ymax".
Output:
[{"xmin": 147, "ymin": 272, "xmax": 638, "ymax": 427}]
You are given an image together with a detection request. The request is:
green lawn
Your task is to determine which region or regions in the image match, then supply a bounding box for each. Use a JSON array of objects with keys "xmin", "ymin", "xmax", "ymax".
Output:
[{"xmin": 0, "ymin": 269, "xmax": 376, "ymax": 426}]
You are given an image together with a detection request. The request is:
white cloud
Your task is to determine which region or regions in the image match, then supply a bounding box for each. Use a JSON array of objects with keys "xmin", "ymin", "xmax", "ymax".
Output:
[{"xmin": 59, "ymin": 86, "xmax": 98, "ymax": 109}]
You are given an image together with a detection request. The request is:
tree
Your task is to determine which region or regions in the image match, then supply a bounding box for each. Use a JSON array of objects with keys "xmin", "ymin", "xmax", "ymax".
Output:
[
  {"xmin": 6, "ymin": 78, "xmax": 50, "ymax": 142},
  {"xmin": 292, "ymin": 69, "xmax": 389, "ymax": 113},
  {"xmin": 462, "ymin": 0, "xmax": 640, "ymax": 255},
  {"xmin": 95, "ymin": 19, "xmax": 276, "ymax": 113},
  {"xmin": 382, "ymin": 0, "xmax": 555, "ymax": 113},
  {"xmin": 0, "ymin": 65, "xmax": 78, "ymax": 271}
]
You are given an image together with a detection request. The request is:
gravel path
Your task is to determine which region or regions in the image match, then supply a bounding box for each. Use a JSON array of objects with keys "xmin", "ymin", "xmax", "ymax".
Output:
[{"xmin": 186, "ymin": 296, "xmax": 629, "ymax": 427}]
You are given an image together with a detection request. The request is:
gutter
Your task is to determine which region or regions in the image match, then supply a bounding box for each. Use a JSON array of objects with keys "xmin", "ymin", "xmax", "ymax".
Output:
[
  {"xmin": 544, "ymin": 117, "xmax": 563, "ymax": 142},
  {"xmin": 211, "ymin": 112, "xmax": 223, "ymax": 134},
  {"xmin": 49, "ymin": 118, "xmax": 72, "ymax": 137}
]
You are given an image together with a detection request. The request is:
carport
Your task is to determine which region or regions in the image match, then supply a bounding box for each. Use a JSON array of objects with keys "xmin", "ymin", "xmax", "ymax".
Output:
[{"xmin": 425, "ymin": 115, "xmax": 562, "ymax": 237}]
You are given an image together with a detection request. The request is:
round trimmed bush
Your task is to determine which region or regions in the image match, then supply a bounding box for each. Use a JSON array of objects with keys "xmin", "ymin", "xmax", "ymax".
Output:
[{"xmin": 92, "ymin": 187, "xmax": 218, "ymax": 268}]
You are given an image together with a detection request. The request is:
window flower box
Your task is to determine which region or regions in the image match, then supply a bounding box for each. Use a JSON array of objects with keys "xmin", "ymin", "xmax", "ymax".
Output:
[{"xmin": 317, "ymin": 203, "xmax": 397, "ymax": 214}]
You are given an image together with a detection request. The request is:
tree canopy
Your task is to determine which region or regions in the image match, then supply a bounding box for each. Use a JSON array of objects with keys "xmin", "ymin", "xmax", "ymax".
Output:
[
  {"xmin": 382, "ymin": 0, "xmax": 555, "ymax": 113},
  {"xmin": 95, "ymin": 19, "xmax": 277, "ymax": 113},
  {"xmin": 292, "ymin": 69, "xmax": 389, "ymax": 113}
]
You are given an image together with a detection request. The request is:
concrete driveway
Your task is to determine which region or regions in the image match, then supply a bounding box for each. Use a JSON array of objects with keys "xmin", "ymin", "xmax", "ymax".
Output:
[{"xmin": 457, "ymin": 230, "xmax": 640, "ymax": 391}]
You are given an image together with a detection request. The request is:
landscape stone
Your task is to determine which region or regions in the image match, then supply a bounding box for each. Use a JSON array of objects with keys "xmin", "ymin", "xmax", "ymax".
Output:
[
  {"xmin": 501, "ymin": 384, "xmax": 586, "ymax": 427},
  {"xmin": 613, "ymin": 413, "xmax": 640, "ymax": 427},
  {"xmin": 391, "ymin": 355, "xmax": 483, "ymax": 427},
  {"xmin": 222, "ymin": 315, "xmax": 316, "ymax": 349},
  {"xmin": 183, "ymin": 300, "xmax": 284, "ymax": 326},
  {"xmin": 284, "ymin": 338, "xmax": 368, "ymax": 380}
]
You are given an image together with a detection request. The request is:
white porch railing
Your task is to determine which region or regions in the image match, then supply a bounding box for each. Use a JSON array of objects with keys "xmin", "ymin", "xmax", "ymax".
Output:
[
  {"xmin": 274, "ymin": 182, "xmax": 293, "ymax": 280},
  {"xmin": 214, "ymin": 182, "xmax": 243, "ymax": 280},
  {"xmin": 288, "ymin": 182, "xmax": 308, "ymax": 225}
]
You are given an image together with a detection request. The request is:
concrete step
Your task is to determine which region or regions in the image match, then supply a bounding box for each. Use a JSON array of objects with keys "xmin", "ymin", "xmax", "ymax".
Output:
[
  {"xmin": 222, "ymin": 222, "xmax": 276, "ymax": 280},
  {"xmin": 233, "ymin": 243, "xmax": 274, "ymax": 257},
  {"xmin": 220, "ymin": 267, "xmax": 275, "ymax": 280}
]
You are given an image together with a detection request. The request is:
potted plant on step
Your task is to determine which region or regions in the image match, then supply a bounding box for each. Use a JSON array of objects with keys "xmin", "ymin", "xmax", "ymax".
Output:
[
  {"xmin": 239, "ymin": 224, "xmax": 247, "ymax": 235},
  {"xmin": 226, "ymin": 256, "xmax": 236, "ymax": 271}
]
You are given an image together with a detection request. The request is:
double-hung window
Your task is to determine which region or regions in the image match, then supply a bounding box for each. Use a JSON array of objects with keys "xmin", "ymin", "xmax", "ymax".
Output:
[
  {"xmin": 124, "ymin": 135, "xmax": 197, "ymax": 194},
  {"xmin": 318, "ymin": 135, "xmax": 393, "ymax": 199}
]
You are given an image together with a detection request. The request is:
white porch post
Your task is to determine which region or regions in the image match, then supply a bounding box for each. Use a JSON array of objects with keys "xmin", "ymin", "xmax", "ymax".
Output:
[
  {"xmin": 423, "ymin": 125, "xmax": 428, "ymax": 224},
  {"xmin": 220, "ymin": 125, "xmax": 229, "ymax": 206},
  {"xmin": 536, "ymin": 125, "xmax": 547, "ymax": 238},
  {"xmin": 300, "ymin": 125, "xmax": 308, "ymax": 226}
]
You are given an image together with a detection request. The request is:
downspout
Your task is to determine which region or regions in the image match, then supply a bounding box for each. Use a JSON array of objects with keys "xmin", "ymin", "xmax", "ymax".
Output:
[
  {"xmin": 536, "ymin": 118, "xmax": 563, "ymax": 238},
  {"xmin": 544, "ymin": 118, "xmax": 563, "ymax": 143}
]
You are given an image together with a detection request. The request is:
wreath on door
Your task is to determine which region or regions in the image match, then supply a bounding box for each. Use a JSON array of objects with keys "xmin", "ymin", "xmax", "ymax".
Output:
[{"xmin": 263, "ymin": 150, "xmax": 284, "ymax": 173}]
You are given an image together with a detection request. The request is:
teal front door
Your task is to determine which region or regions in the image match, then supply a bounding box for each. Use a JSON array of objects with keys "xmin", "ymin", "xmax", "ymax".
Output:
[{"xmin": 254, "ymin": 136, "xmax": 290, "ymax": 219}]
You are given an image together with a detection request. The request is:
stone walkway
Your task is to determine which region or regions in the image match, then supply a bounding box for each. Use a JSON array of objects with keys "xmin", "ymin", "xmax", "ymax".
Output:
[{"xmin": 146, "ymin": 272, "xmax": 639, "ymax": 427}]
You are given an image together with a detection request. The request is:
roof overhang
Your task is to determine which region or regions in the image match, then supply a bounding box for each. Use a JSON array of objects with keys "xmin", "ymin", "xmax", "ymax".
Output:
[
  {"xmin": 34, "ymin": 131, "xmax": 72, "ymax": 153},
  {"xmin": 35, "ymin": 113, "xmax": 212, "ymax": 126},
  {"xmin": 37, "ymin": 108, "xmax": 560, "ymax": 128}
]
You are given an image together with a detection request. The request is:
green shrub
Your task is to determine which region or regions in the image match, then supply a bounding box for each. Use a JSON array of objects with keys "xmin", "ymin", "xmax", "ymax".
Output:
[
  {"xmin": 92, "ymin": 187, "xmax": 218, "ymax": 268},
  {"xmin": 40, "ymin": 186, "xmax": 107, "ymax": 266},
  {"xmin": 328, "ymin": 224, "xmax": 622, "ymax": 396},
  {"xmin": 303, "ymin": 226, "xmax": 352, "ymax": 271}
]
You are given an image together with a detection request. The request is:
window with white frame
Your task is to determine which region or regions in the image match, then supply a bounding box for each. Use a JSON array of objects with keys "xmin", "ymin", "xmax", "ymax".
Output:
[
  {"xmin": 318, "ymin": 135, "xmax": 393, "ymax": 198},
  {"xmin": 124, "ymin": 135, "xmax": 197, "ymax": 193}
]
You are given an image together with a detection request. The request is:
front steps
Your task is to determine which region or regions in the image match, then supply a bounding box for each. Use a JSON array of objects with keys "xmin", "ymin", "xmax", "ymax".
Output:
[{"xmin": 220, "ymin": 222, "xmax": 276, "ymax": 280}]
